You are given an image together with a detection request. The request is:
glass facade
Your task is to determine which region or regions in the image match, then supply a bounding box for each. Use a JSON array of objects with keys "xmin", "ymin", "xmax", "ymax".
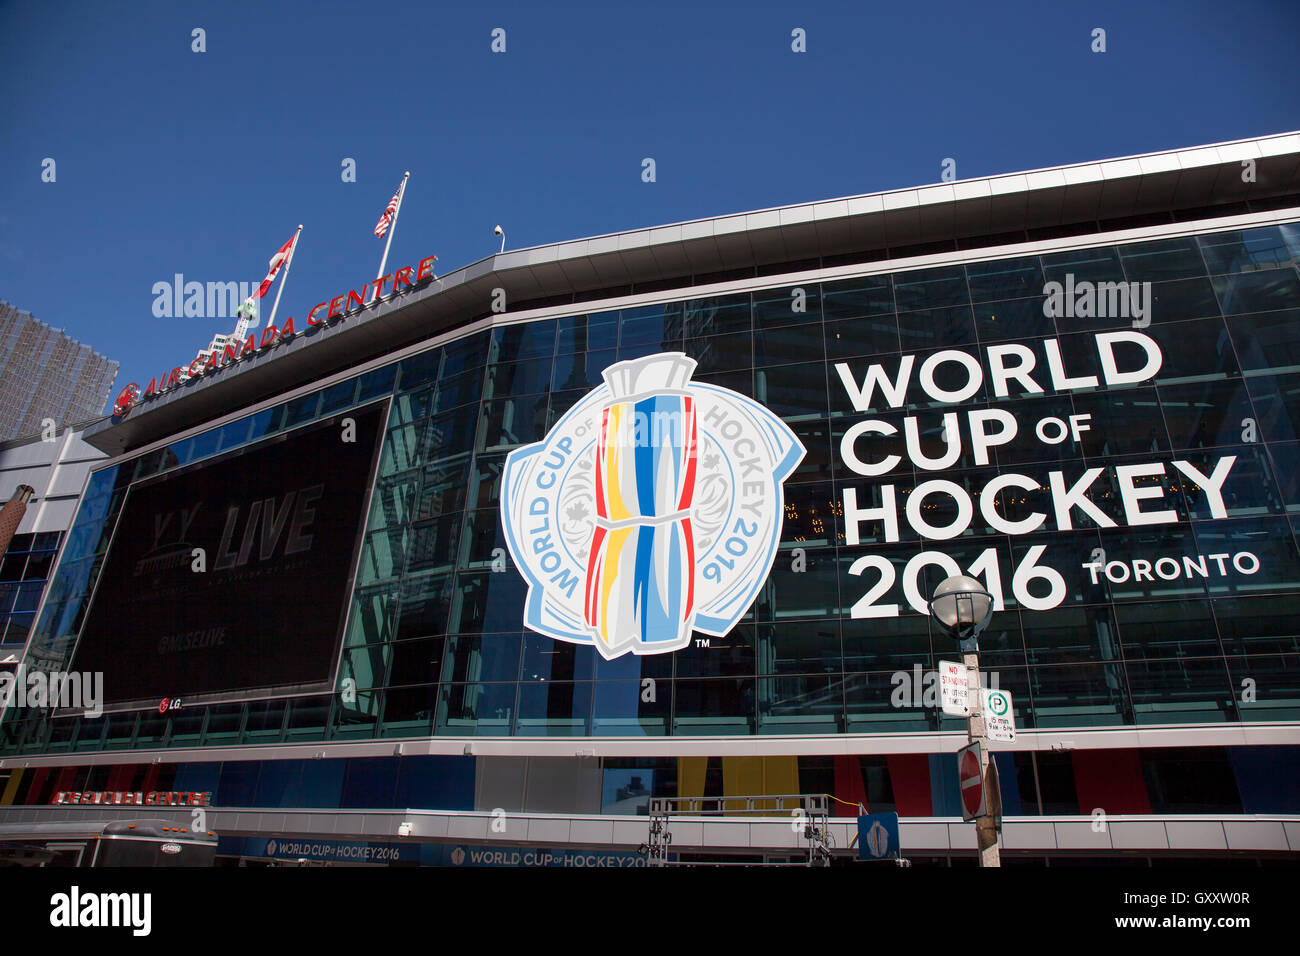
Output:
[
  {"xmin": 0, "ymin": 531, "xmax": 61, "ymax": 649},
  {"xmin": 4, "ymin": 222, "xmax": 1300, "ymax": 754}
]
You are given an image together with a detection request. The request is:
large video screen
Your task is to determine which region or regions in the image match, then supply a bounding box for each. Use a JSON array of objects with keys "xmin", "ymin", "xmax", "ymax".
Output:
[{"xmin": 70, "ymin": 402, "xmax": 387, "ymax": 710}]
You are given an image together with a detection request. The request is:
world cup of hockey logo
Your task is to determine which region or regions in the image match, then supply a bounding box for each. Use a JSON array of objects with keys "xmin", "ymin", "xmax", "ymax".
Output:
[{"xmin": 501, "ymin": 353, "xmax": 804, "ymax": 659}]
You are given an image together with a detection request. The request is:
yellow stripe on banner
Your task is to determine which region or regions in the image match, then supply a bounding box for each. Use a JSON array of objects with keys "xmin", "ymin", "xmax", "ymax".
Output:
[
  {"xmin": 719, "ymin": 756, "xmax": 799, "ymax": 813},
  {"xmin": 1, "ymin": 768, "xmax": 23, "ymax": 805},
  {"xmin": 765, "ymin": 756, "xmax": 800, "ymax": 813},
  {"xmin": 677, "ymin": 757, "xmax": 708, "ymax": 811},
  {"xmin": 597, "ymin": 528, "xmax": 631, "ymax": 644},
  {"xmin": 605, "ymin": 405, "xmax": 632, "ymax": 521},
  {"xmin": 722, "ymin": 756, "xmax": 764, "ymax": 815}
]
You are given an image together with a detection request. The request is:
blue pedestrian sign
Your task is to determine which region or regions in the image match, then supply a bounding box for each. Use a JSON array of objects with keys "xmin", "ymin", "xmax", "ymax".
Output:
[{"xmin": 857, "ymin": 812, "xmax": 900, "ymax": 861}]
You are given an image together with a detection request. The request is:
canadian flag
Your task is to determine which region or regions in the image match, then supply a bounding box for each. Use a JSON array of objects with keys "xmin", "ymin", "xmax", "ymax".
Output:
[{"xmin": 256, "ymin": 233, "xmax": 297, "ymax": 298}]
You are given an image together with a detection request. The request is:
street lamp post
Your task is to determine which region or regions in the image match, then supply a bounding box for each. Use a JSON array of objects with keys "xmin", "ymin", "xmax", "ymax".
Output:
[{"xmin": 928, "ymin": 574, "xmax": 1001, "ymax": 868}]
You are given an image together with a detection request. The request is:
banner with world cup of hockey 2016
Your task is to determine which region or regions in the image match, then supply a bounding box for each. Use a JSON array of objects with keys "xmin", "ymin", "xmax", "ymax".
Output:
[{"xmin": 501, "ymin": 353, "xmax": 805, "ymax": 660}]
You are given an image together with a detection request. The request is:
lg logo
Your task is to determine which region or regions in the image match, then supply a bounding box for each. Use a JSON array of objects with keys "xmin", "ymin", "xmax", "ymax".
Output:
[{"xmin": 158, "ymin": 697, "xmax": 183, "ymax": 714}]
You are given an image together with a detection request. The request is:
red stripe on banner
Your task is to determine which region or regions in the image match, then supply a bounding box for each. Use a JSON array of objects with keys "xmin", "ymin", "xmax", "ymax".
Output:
[
  {"xmin": 585, "ymin": 526, "xmax": 607, "ymax": 626},
  {"xmin": 1072, "ymin": 749, "xmax": 1151, "ymax": 814},
  {"xmin": 593, "ymin": 408, "xmax": 609, "ymax": 519},
  {"xmin": 53, "ymin": 766, "xmax": 79, "ymax": 796},
  {"xmin": 833, "ymin": 756, "xmax": 870, "ymax": 816},
  {"xmin": 107, "ymin": 765, "xmax": 135, "ymax": 792},
  {"xmin": 886, "ymin": 754, "xmax": 932, "ymax": 817},
  {"xmin": 26, "ymin": 767, "xmax": 50, "ymax": 803},
  {"xmin": 681, "ymin": 517, "xmax": 695, "ymax": 617},
  {"xmin": 676, "ymin": 399, "xmax": 697, "ymax": 511}
]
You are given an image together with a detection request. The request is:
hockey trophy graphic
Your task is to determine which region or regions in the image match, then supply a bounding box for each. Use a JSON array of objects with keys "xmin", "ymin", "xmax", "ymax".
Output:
[{"xmin": 501, "ymin": 353, "xmax": 804, "ymax": 659}]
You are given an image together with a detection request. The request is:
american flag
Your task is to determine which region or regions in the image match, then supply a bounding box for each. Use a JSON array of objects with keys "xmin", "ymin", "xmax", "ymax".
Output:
[
  {"xmin": 255, "ymin": 233, "xmax": 297, "ymax": 298},
  {"xmin": 374, "ymin": 180, "xmax": 403, "ymax": 238}
]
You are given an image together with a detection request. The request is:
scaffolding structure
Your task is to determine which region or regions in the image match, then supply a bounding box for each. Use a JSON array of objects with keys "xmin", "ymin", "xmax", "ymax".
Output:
[{"xmin": 641, "ymin": 794, "xmax": 834, "ymax": 867}]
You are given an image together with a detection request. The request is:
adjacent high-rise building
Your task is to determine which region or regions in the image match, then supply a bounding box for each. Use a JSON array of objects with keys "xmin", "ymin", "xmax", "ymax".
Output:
[{"xmin": 0, "ymin": 301, "xmax": 119, "ymax": 440}]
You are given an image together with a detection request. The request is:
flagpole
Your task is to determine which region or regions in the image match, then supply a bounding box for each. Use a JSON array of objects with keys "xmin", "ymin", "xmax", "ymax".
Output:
[
  {"xmin": 268, "ymin": 224, "xmax": 303, "ymax": 330},
  {"xmin": 375, "ymin": 171, "xmax": 410, "ymax": 302}
]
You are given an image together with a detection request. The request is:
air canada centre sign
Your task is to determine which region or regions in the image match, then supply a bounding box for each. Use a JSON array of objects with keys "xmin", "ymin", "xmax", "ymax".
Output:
[{"xmin": 114, "ymin": 254, "xmax": 438, "ymax": 416}]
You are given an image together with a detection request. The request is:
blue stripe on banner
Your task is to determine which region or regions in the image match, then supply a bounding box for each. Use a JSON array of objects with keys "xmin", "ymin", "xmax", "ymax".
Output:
[
  {"xmin": 660, "ymin": 527, "xmax": 682, "ymax": 643},
  {"xmin": 992, "ymin": 752, "xmax": 1022, "ymax": 816},
  {"xmin": 928, "ymin": 753, "xmax": 961, "ymax": 817},
  {"xmin": 634, "ymin": 397, "xmax": 657, "ymax": 515},
  {"xmin": 633, "ymin": 525, "xmax": 654, "ymax": 641},
  {"xmin": 665, "ymin": 396, "xmax": 683, "ymax": 495}
]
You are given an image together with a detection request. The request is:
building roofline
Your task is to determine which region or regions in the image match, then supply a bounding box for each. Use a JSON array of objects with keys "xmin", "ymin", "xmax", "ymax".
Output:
[
  {"xmin": 489, "ymin": 129, "xmax": 1300, "ymax": 257},
  {"xmin": 82, "ymin": 130, "xmax": 1300, "ymax": 456}
]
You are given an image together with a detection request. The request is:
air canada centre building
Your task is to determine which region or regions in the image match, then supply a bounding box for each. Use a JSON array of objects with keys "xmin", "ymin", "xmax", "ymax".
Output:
[{"xmin": 3, "ymin": 133, "xmax": 1300, "ymax": 866}]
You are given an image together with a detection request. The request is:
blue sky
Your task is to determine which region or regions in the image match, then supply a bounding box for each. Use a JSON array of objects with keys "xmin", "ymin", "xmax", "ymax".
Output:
[{"xmin": 1, "ymin": 0, "xmax": 1297, "ymax": 401}]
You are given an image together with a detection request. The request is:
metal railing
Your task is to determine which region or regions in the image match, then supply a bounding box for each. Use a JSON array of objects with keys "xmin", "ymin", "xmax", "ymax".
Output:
[{"xmin": 643, "ymin": 794, "xmax": 833, "ymax": 867}]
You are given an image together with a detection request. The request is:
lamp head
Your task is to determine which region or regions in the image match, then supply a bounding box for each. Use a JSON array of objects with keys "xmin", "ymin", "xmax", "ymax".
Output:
[{"xmin": 928, "ymin": 574, "xmax": 994, "ymax": 641}]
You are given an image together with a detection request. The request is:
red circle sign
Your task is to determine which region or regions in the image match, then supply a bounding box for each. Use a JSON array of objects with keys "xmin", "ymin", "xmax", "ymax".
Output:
[
  {"xmin": 113, "ymin": 383, "xmax": 139, "ymax": 417},
  {"xmin": 960, "ymin": 749, "xmax": 984, "ymax": 817}
]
